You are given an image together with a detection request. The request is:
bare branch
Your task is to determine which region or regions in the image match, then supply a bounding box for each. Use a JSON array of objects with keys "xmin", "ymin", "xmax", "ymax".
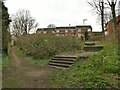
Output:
[
  {"xmin": 106, "ymin": 0, "xmax": 112, "ymax": 6},
  {"xmin": 115, "ymin": 0, "xmax": 117, "ymax": 5},
  {"xmin": 11, "ymin": 9, "xmax": 38, "ymax": 35}
]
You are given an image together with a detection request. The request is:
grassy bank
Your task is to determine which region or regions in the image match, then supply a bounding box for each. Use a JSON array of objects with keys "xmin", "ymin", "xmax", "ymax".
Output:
[
  {"xmin": 50, "ymin": 43, "xmax": 119, "ymax": 88},
  {"xmin": 16, "ymin": 35, "xmax": 83, "ymax": 59}
]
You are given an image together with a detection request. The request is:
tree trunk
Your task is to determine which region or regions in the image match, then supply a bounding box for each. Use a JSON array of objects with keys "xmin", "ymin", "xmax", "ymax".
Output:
[
  {"xmin": 111, "ymin": 2, "xmax": 117, "ymax": 38},
  {"xmin": 101, "ymin": 1, "xmax": 105, "ymax": 40}
]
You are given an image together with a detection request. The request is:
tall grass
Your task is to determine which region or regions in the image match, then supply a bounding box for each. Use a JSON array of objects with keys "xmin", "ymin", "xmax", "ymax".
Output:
[{"xmin": 16, "ymin": 35, "xmax": 83, "ymax": 59}]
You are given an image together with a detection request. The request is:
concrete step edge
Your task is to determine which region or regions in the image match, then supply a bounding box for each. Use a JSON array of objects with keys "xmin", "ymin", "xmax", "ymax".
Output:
[
  {"xmin": 49, "ymin": 62, "xmax": 71, "ymax": 67},
  {"xmin": 49, "ymin": 60, "xmax": 73, "ymax": 64},
  {"xmin": 52, "ymin": 58, "xmax": 76, "ymax": 61}
]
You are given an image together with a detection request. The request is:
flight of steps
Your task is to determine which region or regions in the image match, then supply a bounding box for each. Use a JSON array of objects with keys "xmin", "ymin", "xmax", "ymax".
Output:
[
  {"xmin": 84, "ymin": 42, "xmax": 103, "ymax": 52},
  {"xmin": 49, "ymin": 42, "xmax": 104, "ymax": 69},
  {"xmin": 49, "ymin": 55, "xmax": 78, "ymax": 69}
]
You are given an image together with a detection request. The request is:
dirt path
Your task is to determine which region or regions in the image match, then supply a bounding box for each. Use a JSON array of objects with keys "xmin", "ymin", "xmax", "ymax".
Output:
[{"xmin": 2, "ymin": 47, "xmax": 56, "ymax": 88}]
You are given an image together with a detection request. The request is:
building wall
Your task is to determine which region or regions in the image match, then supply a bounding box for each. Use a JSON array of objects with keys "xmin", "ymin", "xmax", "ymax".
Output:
[
  {"xmin": 36, "ymin": 26, "xmax": 92, "ymax": 39},
  {"xmin": 106, "ymin": 15, "xmax": 120, "ymax": 34}
]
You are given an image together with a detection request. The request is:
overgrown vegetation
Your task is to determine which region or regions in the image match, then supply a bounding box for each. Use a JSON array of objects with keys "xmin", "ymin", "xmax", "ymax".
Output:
[
  {"xmin": 16, "ymin": 35, "xmax": 83, "ymax": 59},
  {"xmin": 50, "ymin": 42, "xmax": 119, "ymax": 88}
]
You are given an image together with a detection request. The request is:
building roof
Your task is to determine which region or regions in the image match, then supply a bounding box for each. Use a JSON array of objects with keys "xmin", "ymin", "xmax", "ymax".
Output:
[
  {"xmin": 56, "ymin": 26, "xmax": 76, "ymax": 29},
  {"xmin": 76, "ymin": 25, "xmax": 92, "ymax": 29},
  {"xmin": 37, "ymin": 25, "xmax": 92, "ymax": 31},
  {"xmin": 37, "ymin": 28, "xmax": 55, "ymax": 31}
]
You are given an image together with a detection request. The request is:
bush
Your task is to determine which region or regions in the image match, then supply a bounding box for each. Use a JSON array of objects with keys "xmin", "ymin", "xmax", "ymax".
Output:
[{"xmin": 16, "ymin": 35, "xmax": 83, "ymax": 59}]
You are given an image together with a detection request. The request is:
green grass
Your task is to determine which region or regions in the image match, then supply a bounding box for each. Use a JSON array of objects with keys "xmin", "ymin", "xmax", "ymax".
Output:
[
  {"xmin": 2, "ymin": 53, "xmax": 9, "ymax": 69},
  {"xmin": 50, "ymin": 43, "xmax": 119, "ymax": 88}
]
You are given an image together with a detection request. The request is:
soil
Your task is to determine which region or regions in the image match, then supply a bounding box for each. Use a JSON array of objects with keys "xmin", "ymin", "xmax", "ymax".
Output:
[{"xmin": 2, "ymin": 47, "xmax": 56, "ymax": 88}]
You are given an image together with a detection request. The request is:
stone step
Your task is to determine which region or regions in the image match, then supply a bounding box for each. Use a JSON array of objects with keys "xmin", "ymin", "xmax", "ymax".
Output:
[
  {"xmin": 84, "ymin": 45, "xmax": 103, "ymax": 52},
  {"xmin": 49, "ymin": 65, "xmax": 67, "ymax": 69},
  {"xmin": 49, "ymin": 60, "xmax": 73, "ymax": 64},
  {"xmin": 49, "ymin": 62, "xmax": 71, "ymax": 68},
  {"xmin": 54, "ymin": 55, "xmax": 77, "ymax": 59},
  {"xmin": 49, "ymin": 49, "xmax": 100, "ymax": 69},
  {"xmin": 49, "ymin": 55, "xmax": 78, "ymax": 69},
  {"xmin": 84, "ymin": 42, "xmax": 96, "ymax": 46},
  {"xmin": 52, "ymin": 58, "xmax": 76, "ymax": 61}
]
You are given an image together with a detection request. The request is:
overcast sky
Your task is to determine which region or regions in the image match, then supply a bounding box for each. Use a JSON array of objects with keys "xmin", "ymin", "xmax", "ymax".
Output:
[{"xmin": 5, "ymin": 0, "xmax": 118, "ymax": 32}]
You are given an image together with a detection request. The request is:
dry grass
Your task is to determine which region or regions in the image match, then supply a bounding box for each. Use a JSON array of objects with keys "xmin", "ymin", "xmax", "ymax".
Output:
[{"xmin": 16, "ymin": 34, "xmax": 83, "ymax": 59}]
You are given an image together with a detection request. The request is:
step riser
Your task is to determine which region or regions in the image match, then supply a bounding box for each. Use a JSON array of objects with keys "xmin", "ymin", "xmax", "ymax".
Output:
[
  {"xmin": 49, "ymin": 61, "xmax": 73, "ymax": 64},
  {"xmin": 84, "ymin": 46, "xmax": 103, "ymax": 52},
  {"xmin": 49, "ymin": 65, "xmax": 66, "ymax": 69},
  {"xmin": 52, "ymin": 59, "xmax": 75, "ymax": 62},
  {"xmin": 54, "ymin": 56, "xmax": 77, "ymax": 59},
  {"xmin": 85, "ymin": 44, "xmax": 95, "ymax": 46},
  {"xmin": 84, "ymin": 42, "xmax": 96, "ymax": 46},
  {"xmin": 49, "ymin": 63, "xmax": 70, "ymax": 68}
]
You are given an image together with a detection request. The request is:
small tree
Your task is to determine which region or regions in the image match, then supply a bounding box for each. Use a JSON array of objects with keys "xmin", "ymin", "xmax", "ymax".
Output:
[{"xmin": 11, "ymin": 9, "xmax": 38, "ymax": 35}]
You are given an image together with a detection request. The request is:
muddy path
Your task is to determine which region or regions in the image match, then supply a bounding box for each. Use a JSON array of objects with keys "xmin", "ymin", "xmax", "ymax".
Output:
[{"xmin": 2, "ymin": 47, "xmax": 56, "ymax": 88}]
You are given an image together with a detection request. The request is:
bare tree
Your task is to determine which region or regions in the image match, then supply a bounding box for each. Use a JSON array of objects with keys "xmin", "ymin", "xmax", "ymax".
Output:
[
  {"xmin": 87, "ymin": 0, "xmax": 105, "ymax": 38},
  {"xmin": 11, "ymin": 9, "xmax": 38, "ymax": 35},
  {"xmin": 87, "ymin": 0, "xmax": 118, "ymax": 38}
]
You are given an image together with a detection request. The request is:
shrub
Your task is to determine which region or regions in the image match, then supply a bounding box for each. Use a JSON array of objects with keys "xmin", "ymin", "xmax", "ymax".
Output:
[{"xmin": 16, "ymin": 35, "xmax": 83, "ymax": 59}]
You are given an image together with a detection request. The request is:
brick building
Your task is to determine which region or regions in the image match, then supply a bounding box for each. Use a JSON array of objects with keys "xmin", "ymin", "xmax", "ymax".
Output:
[
  {"xmin": 36, "ymin": 25, "xmax": 92, "ymax": 39},
  {"xmin": 105, "ymin": 15, "xmax": 120, "ymax": 35}
]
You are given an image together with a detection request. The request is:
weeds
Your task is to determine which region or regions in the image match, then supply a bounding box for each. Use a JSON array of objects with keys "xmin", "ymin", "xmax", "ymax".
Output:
[{"xmin": 16, "ymin": 35, "xmax": 83, "ymax": 59}]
